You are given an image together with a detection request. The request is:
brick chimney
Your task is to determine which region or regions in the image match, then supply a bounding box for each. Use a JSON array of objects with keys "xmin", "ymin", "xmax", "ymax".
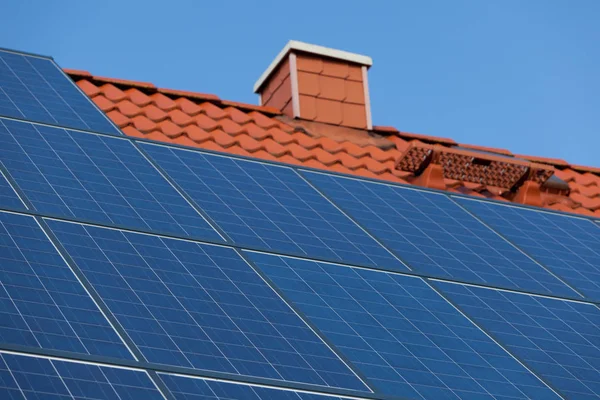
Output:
[{"xmin": 253, "ymin": 41, "xmax": 373, "ymax": 130}]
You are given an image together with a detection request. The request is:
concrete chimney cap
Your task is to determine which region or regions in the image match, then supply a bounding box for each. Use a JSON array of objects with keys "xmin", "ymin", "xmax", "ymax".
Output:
[{"xmin": 253, "ymin": 40, "xmax": 373, "ymax": 93}]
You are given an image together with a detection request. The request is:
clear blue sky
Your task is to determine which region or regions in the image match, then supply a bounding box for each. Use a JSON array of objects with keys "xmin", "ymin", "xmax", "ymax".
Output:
[{"xmin": 3, "ymin": 0, "xmax": 599, "ymax": 166}]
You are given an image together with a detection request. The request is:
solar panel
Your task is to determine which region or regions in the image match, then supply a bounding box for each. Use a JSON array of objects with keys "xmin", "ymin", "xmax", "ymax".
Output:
[
  {"xmin": 302, "ymin": 171, "xmax": 577, "ymax": 298},
  {"xmin": 0, "ymin": 170, "xmax": 25, "ymax": 210},
  {"xmin": 47, "ymin": 219, "xmax": 369, "ymax": 392},
  {"xmin": 247, "ymin": 252, "xmax": 558, "ymax": 399},
  {"xmin": 160, "ymin": 373, "xmax": 347, "ymax": 400},
  {"xmin": 0, "ymin": 49, "xmax": 120, "ymax": 135},
  {"xmin": 0, "ymin": 352, "xmax": 164, "ymax": 399},
  {"xmin": 456, "ymin": 198, "xmax": 600, "ymax": 301},
  {"xmin": 0, "ymin": 118, "xmax": 221, "ymax": 240},
  {"xmin": 140, "ymin": 143, "xmax": 405, "ymax": 270},
  {"xmin": 0, "ymin": 211, "xmax": 133, "ymax": 360},
  {"xmin": 437, "ymin": 281, "xmax": 600, "ymax": 400}
]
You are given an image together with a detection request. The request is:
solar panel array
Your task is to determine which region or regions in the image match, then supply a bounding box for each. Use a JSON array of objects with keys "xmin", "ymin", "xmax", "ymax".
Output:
[{"xmin": 1, "ymin": 47, "xmax": 599, "ymax": 399}]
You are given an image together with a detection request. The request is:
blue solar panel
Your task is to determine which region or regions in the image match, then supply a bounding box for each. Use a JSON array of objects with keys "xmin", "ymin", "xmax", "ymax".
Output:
[
  {"xmin": 140, "ymin": 143, "xmax": 405, "ymax": 270},
  {"xmin": 161, "ymin": 373, "xmax": 346, "ymax": 400},
  {"xmin": 302, "ymin": 171, "xmax": 578, "ymax": 298},
  {"xmin": 0, "ymin": 211, "xmax": 132, "ymax": 360},
  {"xmin": 0, "ymin": 352, "xmax": 164, "ymax": 399},
  {"xmin": 47, "ymin": 219, "xmax": 368, "ymax": 392},
  {"xmin": 0, "ymin": 118, "xmax": 221, "ymax": 240},
  {"xmin": 0, "ymin": 170, "xmax": 25, "ymax": 210},
  {"xmin": 437, "ymin": 281, "xmax": 600, "ymax": 400},
  {"xmin": 0, "ymin": 49, "xmax": 120, "ymax": 135},
  {"xmin": 456, "ymin": 198, "xmax": 600, "ymax": 301},
  {"xmin": 247, "ymin": 252, "xmax": 558, "ymax": 400}
]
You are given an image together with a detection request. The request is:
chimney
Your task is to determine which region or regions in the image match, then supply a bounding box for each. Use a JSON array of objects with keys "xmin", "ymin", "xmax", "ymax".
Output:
[{"xmin": 253, "ymin": 40, "xmax": 373, "ymax": 130}]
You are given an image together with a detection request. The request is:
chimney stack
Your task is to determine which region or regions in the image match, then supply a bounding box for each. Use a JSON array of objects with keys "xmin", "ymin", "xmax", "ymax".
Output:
[{"xmin": 254, "ymin": 41, "xmax": 373, "ymax": 130}]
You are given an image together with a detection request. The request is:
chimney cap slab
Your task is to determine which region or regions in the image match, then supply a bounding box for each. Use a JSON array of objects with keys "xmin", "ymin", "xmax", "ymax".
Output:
[{"xmin": 253, "ymin": 40, "xmax": 373, "ymax": 93}]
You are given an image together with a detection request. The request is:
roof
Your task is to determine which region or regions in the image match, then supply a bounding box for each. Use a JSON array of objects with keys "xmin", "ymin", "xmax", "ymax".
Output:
[{"xmin": 65, "ymin": 69, "xmax": 600, "ymax": 218}]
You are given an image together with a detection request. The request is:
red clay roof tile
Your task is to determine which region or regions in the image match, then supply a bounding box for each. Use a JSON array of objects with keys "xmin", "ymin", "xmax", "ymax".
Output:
[{"xmin": 67, "ymin": 70, "xmax": 600, "ymax": 219}]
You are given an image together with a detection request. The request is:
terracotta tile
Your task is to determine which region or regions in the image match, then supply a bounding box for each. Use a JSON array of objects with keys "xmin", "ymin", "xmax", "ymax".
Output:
[
  {"xmin": 571, "ymin": 164, "xmax": 600, "ymax": 174},
  {"xmin": 299, "ymin": 95, "xmax": 318, "ymax": 120},
  {"xmin": 212, "ymin": 130, "xmax": 236, "ymax": 147},
  {"xmin": 248, "ymin": 112, "xmax": 280, "ymax": 129},
  {"xmin": 319, "ymin": 137, "xmax": 344, "ymax": 154},
  {"xmin": 574, "ymin": 172, "xmax": 600, "ymax": 187},
  {"xmin": 337, "ymin": 154, "xmax": 363, "ymax": 170},
  {"xmin": 121, "ymin": 125, "xmax": 143, "ymax": 138},
  {"xmin": 263, "ymin": 139, "xmax": 288, "ymax": 157},
  {"xmin": 158, "ymin": 88, "xmax": 220, "ymax": 102},
  {"xmin": 93, "ymin": 75, "xmax": 156, "ymax": 90},
  {"xmin": 76, "ymin": 80, "xmax": 100, "ymax": 97},
  {"xmin": 237, "ymin": 135, "xmax": 264, "ymax": 153},
  {"xmin": 341, "ymin": 103, "xmax": 367, "ymax": 129},
  {"xmin": 315, "ymin": 98, "xmax": 343, "ymax": 125},
  {"xmin": 143, "ymin": 105, "xmax": 169, "ymax": 122},
  {"xmin": 100, "ymin": 84, "xmax": 127, "ymax": 102},
  {"xmin": 287, "ymin": 143, "xmax": 314, "ymax": 161},
  {"xmin": 296, "ymin": 54, "xmax": 323, "ymax": 74},
  {"xmin": 183, "ymin": 125, "xmax": 211, "ymax": 143},
  {"xmin": 313, "ymin": 148, "xmax": 338, "ymax": 166},
  {"xmin": 322, "ymin": 59, "xmax": 349, "ymax": 79},
  {"xmin": 319, "ymin": 76, "xmax": 346, "ymax": 101},
  {"xmin": 398, "ymin": 131, "xmax": 457, "ymax": 146},
  {"xmin": 348, "ymin": 65, "xmax": 363, "ymax": 82},
  {"xmin": 171, "ymin": 134, "xmax": 204, "ymax": 148},
  {"xmin": 151, "ymin": 93, "xmax": 178, "ymax": 111},
  {"xmin": 569, "ymin": 193, "xmax": 600, "ymax": 210},
  {"xmin": 268, "ymin": 127, "xmax": 295, "ymax": 145},
  {"xmin": 573, "ymin": 185, "xmax": 600, "ymax": 197},
  {"xmin": 293, "ymin": 132, "xmax": 321, "ymax": 150},
  {"xmin": 345, "ymin": 80, "xmax": 365, "ymax": 104},
  {"xmin": 116, "ymin": 100, "xmax": 143, "ymax": 117},
  {"xmin": 106, "ymin": 110, "xmax": 129, "ymax": 128},
  {"xmin": 194, "ymin": 114, "xmax": 219, "ymax": 131},
  {"xmin": 199, "ymin": 102, "xmax": 228, "ymax": 119},
  {"xmin": 126, "ymin": 88, "xmax": 153, "ymax": 107},
  {"xmin": 224, "ymin": 107, "xmax": 252, "ymax": 124},
  {"xmin": 131, "ymin": 115, "xmax": 157, "ymax": 133},
  {"xmin": 64, "ymin": 68, "xmax": 93, "ymax": 78},
  {"xmin": 91, "ymin": 95, "xmax": 116, "ymax": 112},
  {"xmin": 218, "ymin": 119, "xmax": 244, "ymax": 135},
  {"xmin": 221, "ymin": 100, "xmax": 281, "ymax": 115},
  {"xmin": 174, "ymin": 98, "xmax": 203, "ymax": 115},
  {"xmin": 240, "ymin": 123, "xmax": 268, "ymax": 141},
  {"xmin": 157, "ymin": 120, "xmax": 183, "ymax": 138},
  {"xmin": 344, "ymin": 143, "xmax": 370, "ymax": 158},
  {"xmin": 297, "ymin": 71, "xmax": 320, "ymax": 96},
  {"xmin": 168, "ymin": 109, "xmax": 194, "ymax": 126}
]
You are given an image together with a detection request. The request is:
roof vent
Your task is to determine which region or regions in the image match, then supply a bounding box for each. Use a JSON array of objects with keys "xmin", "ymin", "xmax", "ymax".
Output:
[{"xmin": 254, "ymin": 40, "xmax": 373, "ymax": 130}]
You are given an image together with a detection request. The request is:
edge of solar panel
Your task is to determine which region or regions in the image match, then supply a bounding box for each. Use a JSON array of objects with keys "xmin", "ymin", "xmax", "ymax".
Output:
[{"xmin": 0, "ymin": 48, "xmax": 122, "ymax": 136}]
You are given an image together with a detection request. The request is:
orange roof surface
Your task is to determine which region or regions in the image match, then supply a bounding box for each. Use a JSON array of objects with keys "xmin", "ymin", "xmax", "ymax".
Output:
[{"xmin": 65, "ymin": 69, "xmax": 600, "ymax": 218}]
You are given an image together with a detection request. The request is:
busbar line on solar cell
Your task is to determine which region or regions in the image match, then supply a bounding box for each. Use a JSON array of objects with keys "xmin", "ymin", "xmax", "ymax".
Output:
[
  {"xmin": 46, "ymin": 219, "xmax": 371, "ymax": 393},
  {"xmin": 247, "ymin": 251, "xmax": 561, "ymax": 400},
  {"xmin": 0, "ymin": 49, "xmax": 121, "ymax": 135},
  {"xmin": 0, "ymin": 166, "xmax": 27, "ymax": 211},
  {"xmin": 436, "ymin": 281, "xmax": 600, "ymax": 400},
  {"xmin": 140, "ymin": 142, "xmax": 407, "ymax": 271},
  {"xmin": 301, "ymin": 170, "xmax": 579, "ymax": 298},
  {"xmin": 235, "ymin": 248, "xmax": 377, "ymax": 394},
  {"xmin": 0, "ymin": 118, "xmax": 222, "ymax": 241},
  {"xmin": 0, "ymin": 351, "xmax": 167, "ymax": 400},
  {"xmin": 160, "ymin": 373, "xmax": 360, "ymax": 400},
  {"xmin": 455, "ymin": 197, "xmax": 600, "ymax": 302},
  {"xmin": 0, "ymin": 210, "xmax": 135, "ymax": 361}
]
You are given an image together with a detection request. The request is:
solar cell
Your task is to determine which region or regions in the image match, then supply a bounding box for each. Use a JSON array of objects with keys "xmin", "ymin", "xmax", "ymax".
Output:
[
  {"xmin": 47, "ymin": 219, "xmax": 369, "ymax": 392},
  {"xmin": 437, "ymin": 281, "xmax": 600, "ymax": 400},
  {"xmin": 456, "ymin": 198, "xmax": 600, "ymax": 301},
  {"xmin": 0, "ymin": 170, "xmax": 25, "ymax": 210},
  {"xmin": 0, "ymin": 49, "xmax": 120, "ymax": 135},
  {"xmin": 140, "ymin": 143, "xmax": 405, "ymax": 270},
  {"xmin": 160, "ymin": 373, "xmax": 347, "ymax": 400},
  {"xmin": 0, "ymin": 352, "xmax": 164, "ymax": 399},
  {"xmin": 247, "ymin": 252, "xmax": 558, "ymax": 399},
  {"xmin": 302, "ymin": 171, "xmax": 578, "ymax": 298},
  {"xmin": 0, "ymin": 118, "xmax": 221, "ymax": 240},
  {"xmin": 0, "ymin": 211, "xmax": 132, "ymax": 360}
]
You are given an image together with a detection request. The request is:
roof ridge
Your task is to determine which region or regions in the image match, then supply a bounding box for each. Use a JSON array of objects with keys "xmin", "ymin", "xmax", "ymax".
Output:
[{"xmin": 63, "ymin": 68, "xmax": 282, "ymax": 117}]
